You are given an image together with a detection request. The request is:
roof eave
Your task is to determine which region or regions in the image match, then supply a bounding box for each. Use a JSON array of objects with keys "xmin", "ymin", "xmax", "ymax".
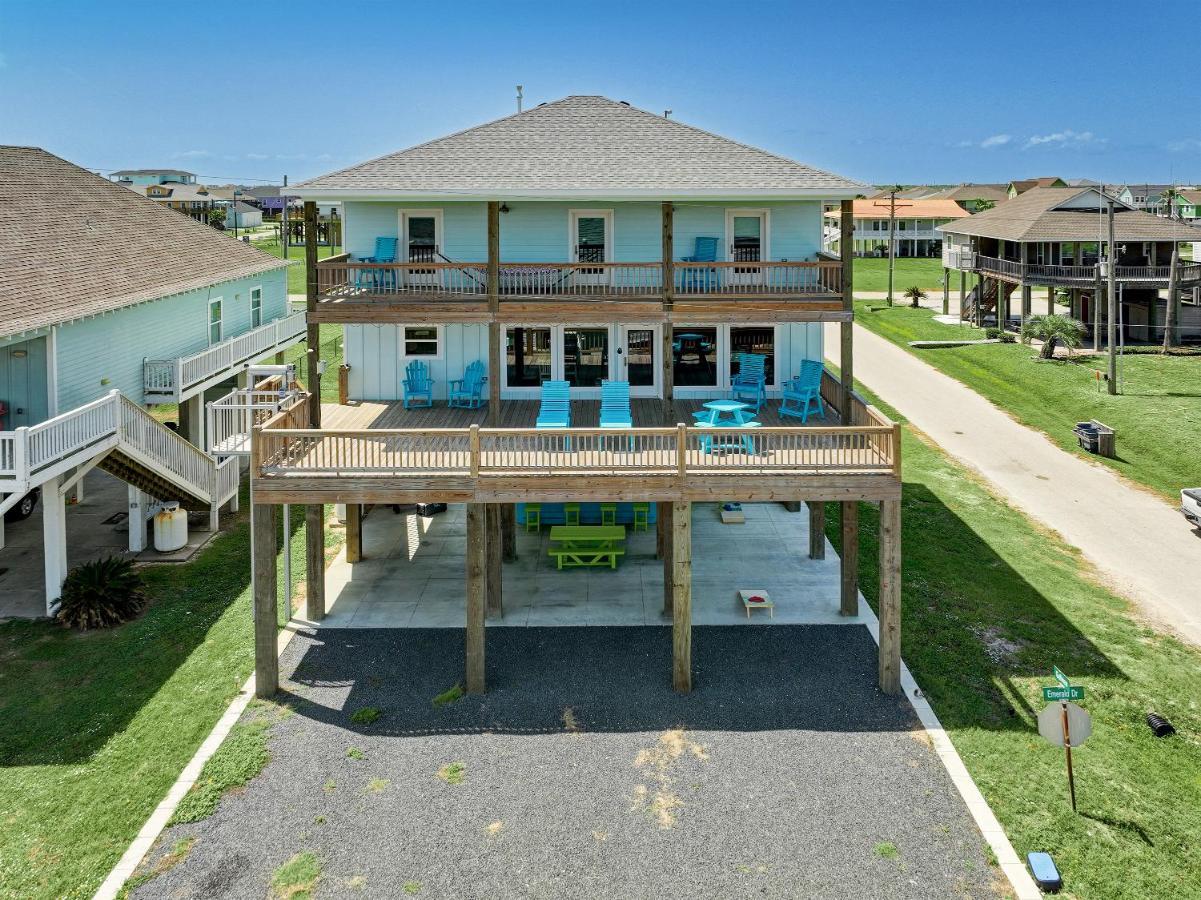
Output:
[{"xmin": 291, "ymin": 186, "xmax": 867, "ymax": 203}]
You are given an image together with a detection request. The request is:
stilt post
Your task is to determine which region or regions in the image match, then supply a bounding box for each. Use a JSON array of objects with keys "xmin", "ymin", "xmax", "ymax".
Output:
[
  {"xmin": 42, "ymin": 475, "xmax": 68, "ymax": 613},
  {"xmin": 465, "ymin": 503, "xmax": 486, "ymax": 694},
  {"xmin": 501, "ymin": 504, "xmax": 516, "ymax": 562},
  {"xmin": 487, "ymin": 201, "xmax": 501, "ymax": 422},
  {"xmin": 878, "ymin": 497, "xmax": 902, "ymax": 695},
  {"xmin": 303, "ymin": 200, "xmax": 322, "ymax": 428},
  {"xmin": 661, "ymin": 201, "xmax": 675, "ymax": 421},
  {"xmin": 840, "ymin": 501, "xmax": 859, "ymax": 616},
  {"xmin": 808, "ymin": 500, "xmax": 825, "ymax": 559},
  {"xmin": 660, "ymin": 501, "xmax": 674, "ymax": 614},
  {"xmin": 839, "ymin": 199, "xmax": 859, "ymax": 616},
  {"xmin": 671, "ymin": 500, "xmax": 692, "ymax": 692},
  {"xmin": 253, "ymin": 503, "xmax": 279, "ymax": 698},
  {"xmin": 346, "ymin": 503, "xmax": 363, "ymax": 563},
  {"xmin": 486, "ymin": 503, "xmax": 503, "ymax": 618},
  {"xmin": 305, "ymin": 503, "xmax": 325, "ymax": 620}
]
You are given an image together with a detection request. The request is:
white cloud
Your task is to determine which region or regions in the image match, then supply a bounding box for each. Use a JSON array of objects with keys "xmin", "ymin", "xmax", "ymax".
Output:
[
  {"xmin": 245, "ymin": 152, "xmax": 270, "ymax": 160},
  {"xmin": 1167, "ymin": 138, "xmax": 1201, "ymax": 152},
  {"xmin": 173, "ymin": 149, "xmax": 213, "ymax": 159},
  {"xmin": 1023, "ymin": 129, "xmax": 1104, "ymax": 150},
  {"xmin": 980, "ymin": 133, "xmax": 1012, "ymax": 149}
]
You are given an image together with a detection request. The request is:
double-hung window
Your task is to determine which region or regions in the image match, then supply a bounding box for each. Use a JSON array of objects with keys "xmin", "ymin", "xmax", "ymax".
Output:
[
  {"xmin": 250, "ymin": 287, "xmax": 263, "ymax": 327},
  {"xmin": 403, "ymin": 325, "xmax": 441, "ymax": 357},
  {"xmin": 208, "ymin": 297, "xmax": 223, "ymax": 344}
]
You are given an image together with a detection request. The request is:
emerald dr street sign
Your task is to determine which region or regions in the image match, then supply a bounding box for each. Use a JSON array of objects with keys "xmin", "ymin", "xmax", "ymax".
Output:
[
  {"xmin": 1053, "ymin": 666, "xmax": 1071, "ymax": 689},
  {"xmin": 1042, "ymin": 686, "xmax": 1085, "ymax": 701}
]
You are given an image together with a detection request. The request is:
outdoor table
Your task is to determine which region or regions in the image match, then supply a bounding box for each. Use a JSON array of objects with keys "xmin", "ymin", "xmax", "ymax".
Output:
[
  {"xmin": 547, "ymin": 525, "xmax": 627, "ymax": 569},
  {"xmin": 694, "ymin": 400, "xmax": 760, "ymax": 453}
]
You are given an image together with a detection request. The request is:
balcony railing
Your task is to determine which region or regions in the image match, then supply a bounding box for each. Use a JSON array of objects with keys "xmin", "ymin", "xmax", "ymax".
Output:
[
  {"xmin": 144, "ymin": 311, "xmax": 307, "ymax": 403},
  {"xmin": 315, "ymin": 259, "xmax": 843, "ymax": 301},
  {"xmin": 970, "ymin": 254, "xmax": 1201, "ymax": 286}
]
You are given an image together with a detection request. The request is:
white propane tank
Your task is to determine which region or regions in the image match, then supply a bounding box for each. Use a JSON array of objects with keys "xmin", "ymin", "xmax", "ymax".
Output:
[
  {"xmin": 335, "ymin": 503, "xmax": 347, "ymax": 523},
  {"xmin": 154, "ymin": 502, "xmax": 188, "ymax": 552}
]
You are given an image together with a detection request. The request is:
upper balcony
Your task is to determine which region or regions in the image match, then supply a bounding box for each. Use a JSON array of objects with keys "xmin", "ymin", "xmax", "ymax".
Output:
[
  {"xmin": 312, "ymin": 256, "xmax": 846, "ymax": 325},
  {"xmin": 946, "ymin": 249, "xmax": 1201, "ymax": 289}
]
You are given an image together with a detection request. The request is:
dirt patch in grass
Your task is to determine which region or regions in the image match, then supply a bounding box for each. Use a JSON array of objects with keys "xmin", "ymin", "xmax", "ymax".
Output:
[{"xmin": 630, "ymin": 729, "xmax": 709, "ymax": 829}]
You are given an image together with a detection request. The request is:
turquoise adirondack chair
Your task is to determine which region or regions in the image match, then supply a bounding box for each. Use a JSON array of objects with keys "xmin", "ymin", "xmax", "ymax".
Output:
[
  {"xmin": 535, "ymin": 380, "xmax": 571, "ymax": 428},
  {"xmin": 448, "ymin": 360, "xmax": 487, "ymax": 409},
  {"xmin": 730, "ymin": 352, "xmax": 767, "ymax": 411},
  {"xmin": 780, "ymin": 359, "xmax": 825, "ymax": 422},
  {"xmin": 680, "ymin": 236, "xmax": 719, "ymax": 292},
  {"xmin": 599, "ymin": 379, "xmax": 634, "ymax": 448},
  {"xmin": 358, "ymin": 237, "xmax": 399, "ymax": 291},
  {"xmin": 402, "ymin": 360, "xmax": 434, "ymax": 409}
]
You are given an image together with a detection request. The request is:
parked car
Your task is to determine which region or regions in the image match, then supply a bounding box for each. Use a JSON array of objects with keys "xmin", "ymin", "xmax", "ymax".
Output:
[
  {"xmin": 4, "ymin": 487, "xmax": 41, "ymax": 523},
  {"xmin": 1182, "ymin": 489, "xmax": 1201, "ymax": 530}
]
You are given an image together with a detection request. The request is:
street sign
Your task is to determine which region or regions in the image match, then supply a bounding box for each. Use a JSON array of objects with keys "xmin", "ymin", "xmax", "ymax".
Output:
[
  {"xmin": 1042, "ymin": 686, "xmax": 1085, "ymax": 702},
  {"xmin": 1038, "ymin": 701, "xmax": 1092, "ymax": 747},
  {"xmin": 1053, "ymin": 666, "xmax": 1071, "ymax": 689}
]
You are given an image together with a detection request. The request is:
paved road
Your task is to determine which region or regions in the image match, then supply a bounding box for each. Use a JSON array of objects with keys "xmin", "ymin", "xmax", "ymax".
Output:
[{"xmin": 827, "ymin": 322, "xmax": 1201, "ymax": 647}]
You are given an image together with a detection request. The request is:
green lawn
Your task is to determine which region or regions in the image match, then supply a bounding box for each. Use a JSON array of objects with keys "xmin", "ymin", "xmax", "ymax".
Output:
[
  {"xmin": 0, "ymin": 497, "xmax": 342, "ymax": 899},
  {"xmin": 283, "ymin": 323, "xmax": 343, "ymax": 404},
  {"xmin": 854, "ymin": 301, "xmax": 1201, "ymax": 500},
  {"xmin": 257, "ymin": 241, "xmax": 339, "ymax": 296},
  {"xmin": 852, "ymin": 257, "xmax": 949, "ymax": 293},
  {"xmin": 829, "ymin": 389, "xmax": 1201, "ymax": 900}
]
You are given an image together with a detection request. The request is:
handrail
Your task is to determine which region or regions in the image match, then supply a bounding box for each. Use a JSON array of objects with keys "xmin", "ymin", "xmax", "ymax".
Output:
[{"xmin": 973, "ymin": 254, "xmax": 1200, "ymax": 285}]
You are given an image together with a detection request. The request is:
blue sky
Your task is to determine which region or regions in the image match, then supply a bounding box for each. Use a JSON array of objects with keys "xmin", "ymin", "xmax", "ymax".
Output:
[{"xmin": 2, "ymin": 0, "xmax": 1198, "ymax": 188}]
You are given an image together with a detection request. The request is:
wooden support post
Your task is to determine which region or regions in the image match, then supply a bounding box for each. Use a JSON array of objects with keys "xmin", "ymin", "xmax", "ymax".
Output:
[
  {"xmin": 1106, "ymin": 200, "xmax": 1118, "ymax": 395},
  {"xmin": 253, "ymin": 503, "xmax": 279, "ymax": 698},
  {"xmin": 942, "ymin": 268, "xmax": 950, "ymax": 315},
  {"xmin": 303, "ymin": 201, "xmax": 322, "ymax": 428},
  {"xmin": 501, "ymin": 504, "xmax": 516, "ymax": 562},
  {"xmin": 839, "ymin": 199, "xmax": 854, "ymax": 397},
  {"xmin": 660, "ymin": 501, "xmax": 674, "ymax": 614},
  {"xmin": 346, "ymin": 503, "xmax": 363, "ymax": 563},
  {"xmin": 337, "ymin": 365, "xmax": 350, "ymax": 405},
  {"xmin": 465, "ymin": 502, "xmax": 486, "ymax": 694},
  {"xmin": 959, "ymin": 270, "xmax": 966, "ymax": 311},
  {"xmin": 305, "ymin": 503, "xmax": 325, "ymax": 620},
  {"xmin": 661, "ymin": 201, "xmax": 675, "ymax": 422},
  {"xmin": 808, "ymin": 501, "xmax": 825, "ymax": 560},
  {"xmin": 487, "ymin": 201, "xmax": 501, "ymax": 423},
  {"xmin": 838, "ymin": 200, "xmax": 859, "ymax": 618},
  {"xmin": 840, "ymin": 501, "xmax": 859, "ymax": 616},
  {"xmin": 671, "ymin": 500, "xmax": 692, "ymax": 693},
  {"xmin": 1047, "ymin": 285, "xmax": 1056, "ymax": 316},
  {"xmin": 878, "ymin": 498, "xmax": 902, "ymax": 695},
  {"xmin": 486, "ymin": 503, "xmax": 503, "ymax": 618}
]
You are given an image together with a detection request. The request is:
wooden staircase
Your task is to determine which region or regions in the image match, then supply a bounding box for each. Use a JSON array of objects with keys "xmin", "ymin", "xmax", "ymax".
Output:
[
  {"xmin": 962, "ymin": 279, "xmax": 1017, "ymax": 323},
  {"xmin": 99, "ymin": 450, "xmax": 212, "ymax": 512}
]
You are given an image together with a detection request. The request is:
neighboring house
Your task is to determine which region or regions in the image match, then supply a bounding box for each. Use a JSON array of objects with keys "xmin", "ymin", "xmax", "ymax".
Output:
[
  {"xmin": 926, "ymin": 183, "xmax": 1009, "ymax": 212},
  {"xmin": 226, "ymin": 201, "xmax": 263, "ymax": 230},
  {"xmin": 1175, "ymin": 189, "xmax": 1201, "ymax": 222},
  {"xmin": 0, "ymin": 147, "xmax": 303, "ymax": 612},
  {"xmin": 1005, "ymin": 177, "xmax": 1067, "ymax": 198},
  {"xmin": 110, "ymin": 168, "xmax": 197, "ymax": 185},
  {"xmin": 939, "ymin": 186, "xmax": 1201, "ymax": 339},
  {"xmin": 125, "ymin": 181, "xmax": 218, "ymax": 222},
  {"xmin": 1112, "ymin": 184, "xmax": 1186, "ymax": 215},
  {"xmin": 823, "ymin": 198, "xmax": 969, "ymax": 258},
  {"xmin": 252, "ymin": 95, "xmax": 907, "ymax": 701}
]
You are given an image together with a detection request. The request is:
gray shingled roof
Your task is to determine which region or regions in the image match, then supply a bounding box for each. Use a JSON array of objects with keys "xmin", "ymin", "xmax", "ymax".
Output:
[
  {"xmin": 937, "ymin": 187, "xmax": 1201, "ymax": 242},
  {"xmin": 296, "ymin": 95, "xmax": 867, "ymax": 198},
  {"xmin": 0, "ymin": 147, "xmax": 287, "ymax": 337}
]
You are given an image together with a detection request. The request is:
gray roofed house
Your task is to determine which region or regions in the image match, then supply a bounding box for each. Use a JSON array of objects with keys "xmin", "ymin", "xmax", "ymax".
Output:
[{"xmin": 296, "ymin": 95, "xmax": 868, "ymax": 199}]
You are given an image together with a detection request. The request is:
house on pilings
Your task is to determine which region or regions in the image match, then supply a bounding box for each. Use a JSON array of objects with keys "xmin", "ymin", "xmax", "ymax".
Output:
[{"xmin": 250, "ymin": 96, "xmax": 904, "ymax": 698}]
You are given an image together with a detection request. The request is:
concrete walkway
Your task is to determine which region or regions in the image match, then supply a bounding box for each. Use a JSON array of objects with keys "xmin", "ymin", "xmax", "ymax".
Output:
[{"xmin": 826, "ymin": 322, "xmax": 1201, "ymax": 647}]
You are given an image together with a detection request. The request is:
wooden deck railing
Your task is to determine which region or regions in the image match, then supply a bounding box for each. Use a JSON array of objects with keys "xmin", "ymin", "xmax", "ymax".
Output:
[
  {"xmin": 314, "ymin": 259, "xmax": 843, "ymax": 301},
  {"xmin": 973, "ymin": 254, "xmax": 1201, "ymax": 286}
]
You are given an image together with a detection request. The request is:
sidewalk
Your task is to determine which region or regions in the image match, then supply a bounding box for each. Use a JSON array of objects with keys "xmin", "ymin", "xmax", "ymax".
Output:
[{"xmin": 826, "ymin": 322, "xmax": 1201, "ymax": 647}]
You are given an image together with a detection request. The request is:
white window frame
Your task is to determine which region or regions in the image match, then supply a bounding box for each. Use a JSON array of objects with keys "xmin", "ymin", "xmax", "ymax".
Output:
[
  {"xmin": 398, "ymin": 208, "xmax": 443, "ymax": 261},
  {"xmin": 208, "ymin": 297, "xmax": 223, "ymax": 345},
  {"xmin": 501, "ymin": 324, "xmax": 558, "ymax": 398},
  {"xmin": 724, "ymin": 208, "xmax": 771, "ymax": 261},
  {"xmin": 400, "ymin": 324, "xmax": 443, "ymax": 360},
  {"xmin": 250, "ymin": 285, "xmax": 263, "ymax": 328}
]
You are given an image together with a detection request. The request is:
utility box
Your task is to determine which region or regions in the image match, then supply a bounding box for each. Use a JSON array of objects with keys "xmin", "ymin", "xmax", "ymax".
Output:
[
  {"xmin": 1073, "ymin": 420, "xmax": 1115, "ymax": 459},
  {"xmin": 153, "ymin": 502, "xmax": 188, "ymax": 552}
]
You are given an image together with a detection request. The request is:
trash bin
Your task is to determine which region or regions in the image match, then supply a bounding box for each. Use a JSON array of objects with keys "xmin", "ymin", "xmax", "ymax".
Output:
[{"xmin": 153, "ymin": 502, "xmax": 188, "ymax": 552}]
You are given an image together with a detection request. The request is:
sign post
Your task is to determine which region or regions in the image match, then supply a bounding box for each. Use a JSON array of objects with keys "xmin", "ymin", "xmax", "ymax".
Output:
[{"xmin": 1037, "ymin": 669, "xmax": 1091, "ymax": 813}]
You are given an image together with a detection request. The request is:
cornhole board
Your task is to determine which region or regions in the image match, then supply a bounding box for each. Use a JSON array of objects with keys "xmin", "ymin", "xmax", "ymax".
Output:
[{"xmin": 738, "ymin": 589, "xmax": 774, "ymax": 618}]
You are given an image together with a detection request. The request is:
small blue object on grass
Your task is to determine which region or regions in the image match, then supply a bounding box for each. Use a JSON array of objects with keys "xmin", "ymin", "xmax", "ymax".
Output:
[{"xmin": 1026, "ymin": 852, "xmax": 1062, "ymax": 893}]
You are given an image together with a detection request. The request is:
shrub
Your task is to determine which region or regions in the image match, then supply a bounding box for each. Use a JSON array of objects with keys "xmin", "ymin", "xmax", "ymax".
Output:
[
  {"xmin": 903, "ymin": 285, "xmax": 927, "ymax": 308},
  {"xmin": 998, "ymin": 332, "xmax": 1017, "ymax": 343},
  {"xmin": 56, "ymin": 555, "xmax": 146, "ymax": 629},
  {"xmin": 1020, "ymin": 314, "xmax": 1087, "ymax": 359},
  {"xmin": 984, "ymin": 327, "xmax": 1003, "ymax": 339}
]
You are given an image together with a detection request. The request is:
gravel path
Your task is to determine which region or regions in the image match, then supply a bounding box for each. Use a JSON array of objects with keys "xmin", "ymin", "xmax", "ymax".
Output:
[
  {"xmin": 827, "ymin": 321, "xmax": 1201, "ymax": 647},
  {"xmin": 133, "ymin": 626, "xmax": 1000, "ymax": 899}
]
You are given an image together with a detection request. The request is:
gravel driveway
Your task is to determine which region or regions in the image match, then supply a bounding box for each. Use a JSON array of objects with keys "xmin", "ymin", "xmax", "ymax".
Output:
[{"xmin": 132, "ymin": 626, "xmax": 1003, "ymax": 899}]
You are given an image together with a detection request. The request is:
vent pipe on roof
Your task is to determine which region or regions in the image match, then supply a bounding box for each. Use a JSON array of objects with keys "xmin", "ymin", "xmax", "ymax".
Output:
[
  {"xmin": 516, "ymin": 85, "xmax": 523, "ymax": 113},
  {"xmin": 664, "ymin": 109, "xmax": 672, "ymax": 118}
]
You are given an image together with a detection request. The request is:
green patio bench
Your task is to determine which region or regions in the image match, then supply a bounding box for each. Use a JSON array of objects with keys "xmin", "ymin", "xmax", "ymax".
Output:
[{"xmin": 547, "ymin": 525, "xmax": 627, "ymax": 569}]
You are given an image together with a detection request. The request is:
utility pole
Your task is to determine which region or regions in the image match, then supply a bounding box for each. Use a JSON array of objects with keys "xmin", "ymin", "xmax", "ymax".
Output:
[
  {"xmin": 873, "ymin": 187, "xmax": 911, "ymax": 306},
  {"xmin": 1106, "ymin": 199, "xmax": 1118, "ymax": 395},
  {"xmin": 1164, "ymin": 245, "xmax": 1180, "ymax": 353},
  {"xmin": 281, "ymin": 174, "xmax": 289, "ymax": 256}
]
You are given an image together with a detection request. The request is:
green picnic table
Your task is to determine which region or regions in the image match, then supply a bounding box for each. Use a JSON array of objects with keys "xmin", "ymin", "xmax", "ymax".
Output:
[{"xmin": 548, "ymin": 525, "xmax": 627, "ymax": 569}]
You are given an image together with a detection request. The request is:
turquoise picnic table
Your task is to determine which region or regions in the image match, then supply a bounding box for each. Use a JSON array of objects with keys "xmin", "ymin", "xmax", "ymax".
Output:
[
  {"xmin": 692, "ymin": 399, "xmax": 760, "ymax": 453},
  {"xmin": 547, "ymin": 525, "xmax": 627, "ymax": 569}
]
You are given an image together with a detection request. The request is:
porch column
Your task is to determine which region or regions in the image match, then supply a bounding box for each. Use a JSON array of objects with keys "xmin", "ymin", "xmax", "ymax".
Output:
[
  {"xmin": 661, "ymin": 201, "xmax": 675, "ymax": 422},
  {"xmin": 671, "ymin": 500, "xmax": 692, "ymax": 692},
  {"xmin": 501, "ymin": 505, "xmax": 516, "ymax": 562},
  {"xmin": 346, "ymin": 503, "xmax": 363, "ymax": 563},
  {"xmin": 253, "ymin": 503, "xmax": 279, "ymax": 698},
  {"xmin": 878, "ymin": 497, "xmax": 902, "ymax": 695},
  {"xmin": 486, "ymin": 503, "xmax": 503, "ymax": 618},
  {"xmin": 839, "ymin": 199, "xmax": 859, "ymax": 617},
  {"xmin": 465, "ymin": 502, "xmax": 486, "ymax": 694},
  {"xmin": 42, "ymin": 475, "xmax": 68, "ymax": 614},
  {"xmin": 127, "ymin": 485, "xmax": 149, "ymax": 553},
  {"xmin": 660, "ymin": 500, "xmax": 674, "ymax": 614},
  {"xmin": 303, "ymin": 201, "xmax": 322, "ymax": 428},
  {"xmin": 305, "ymin": 503, "xmax": 325, "ymax": 620},
  {"xmin": 1048, "ymin": 285, "xmax": 1056, "ymax": 316},
  {"xmin": 807, "ymin": 500, "xmax": 825, "ymax": 559},
  {"xmin": 959, "ymin": 270, "xmax": 966, "ymax": 312}
]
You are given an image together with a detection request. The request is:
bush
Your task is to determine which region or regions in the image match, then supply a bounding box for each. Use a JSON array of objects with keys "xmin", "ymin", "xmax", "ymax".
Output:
[
  {"xmin": 984, "ymin": 327, "xmax": 1003, "ymax": 339},
  {"xmin": 998, "ymin": 332, "xmax": 1016, "ymax": 343},
  {"xmin": 57, "ymin": 555, "xmax": 146, "ymax": 629}
]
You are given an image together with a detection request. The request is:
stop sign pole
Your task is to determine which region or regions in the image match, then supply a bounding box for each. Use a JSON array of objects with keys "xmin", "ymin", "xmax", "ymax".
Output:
[
  {"xmin": 1061, "ymin": 701, "xmax": 1077, "ymax": 812},
  {"xmin": 1039, "ymin": 668, "xmax": 1090, "ymax": 812}
]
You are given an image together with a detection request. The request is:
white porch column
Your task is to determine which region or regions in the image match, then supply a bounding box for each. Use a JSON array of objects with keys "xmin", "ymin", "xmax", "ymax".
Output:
[
  {"xmin": 128, "ymin": 485, "xmax": 149, "ymax": 553},
  {"xmin": 43, "ymin": 474, "xmax": 68, "ymax": 613}
]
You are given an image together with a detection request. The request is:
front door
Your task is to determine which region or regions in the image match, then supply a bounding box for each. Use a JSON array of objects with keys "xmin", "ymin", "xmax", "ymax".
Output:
[
  {"xmin": 401, "ymin": 211, "xmax": 441, "ymax": 287},
  {"xmin": 561, "ymin": 327, "xmax": 610, "ymax": 395},
  {"xmin": 617, "ymin": 326, "xmax": 657, "ymax": 397},
  {"xmin": 0, "ymin": 338, "xmax": 49, "ymax": 429},
  {"xmin": 570, "ymin": 210, "xmax": 612, "ymax": 287},
  {"xmin": 727, "ymin": 210, "xmax": 766, "ymax": 286}
]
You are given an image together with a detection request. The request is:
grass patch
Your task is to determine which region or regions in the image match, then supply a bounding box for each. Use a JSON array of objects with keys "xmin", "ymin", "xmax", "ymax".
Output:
[
  {"xmin": 366, "ymin": 778, "xmax": 390, "ymax": 794},
  {"xmin": 349, "ymin": 707, "xmax": 382, "ymax": 725},
  {"xmin": 283, "ymin": 322, "xmax": 344, "ymax": 405},
  {"xmin": 852, "ymin": 257, "xmax": 949, "ymax": 293},
  {"xmin": 169, "ymin": 710, "xmax": 272, "ymax": 825},
  {"xmin": 854, "ymin": 299, "xmax": 1201, "ymax": 499},
  {"xmin": 257, "ymin": 242, "xmax": 339, "ymax": 296},
  {"xmin": 436, "ymin": 762, "xmax": 466, "ymax": 785},
  {"xmin": 346, "ymin": 746, "xmax": 365, "ymax": 761},
  {"xmin": 119, "ymin": 836, "xmax": 196, "ymax": 896},
  {"xmin": 271, "ymin": 850, "xmax": 320, "ymax": 900},
  {"xmin": 431, "ymin": 683, "xmax": 464, "ymax": 707},
  {"xmin": 874, "ymin": 841, "xmax": 900, "ymax": 860},
  {"xmin": 829, "ymin": 386, "xmax": 1201, "ymax": 899},
  {"xmin": 403, "ymin": 881, "xmax": 422, "ymax": 895}
]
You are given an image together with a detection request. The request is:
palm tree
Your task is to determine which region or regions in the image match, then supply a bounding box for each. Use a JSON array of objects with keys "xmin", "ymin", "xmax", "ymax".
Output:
[
  {"xmin": 973, "ymin": 198, "xmax": 996, "ymax": 212},
  {"xmin": 1020, "ymin": 314, "xmax": 1087, "ymax": 359},
  {"xmin": 903, "ymin": 285, "xmax": 927, "ymax": 308},
  {"xmin": 1159, "ymin": 187, "xmax": 1181, "ymax": 219}
]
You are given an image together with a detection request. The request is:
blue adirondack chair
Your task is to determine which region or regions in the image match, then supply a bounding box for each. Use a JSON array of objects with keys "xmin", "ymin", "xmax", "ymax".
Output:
[
  {"xmin": 680, "ymin": 236, "xmax": 720, "ymax": 292},
  {"xmin": 599, "ymin": 379, "xmax": 634, "ymax": 448},
  {"xmin": 730, "ymin": 352, "xmax": 767, "ymax": 411},
  {"xmin": 535, "ymin": 380, "xmax": 571, "ymax": 428},
  {"xmin": 358, "ymin": 237, "xmax": 399, "ymax": 291},
  {"xmin": 448, "ymin": 360, "xmax": 487, "ymax": 409},
  {"xmin": 402, "ymin": 360, "xmax": 434, "ymax": 409},
  {"xmin": 779, "ymin": 359, "xmax": 825, "ymax": 422}
]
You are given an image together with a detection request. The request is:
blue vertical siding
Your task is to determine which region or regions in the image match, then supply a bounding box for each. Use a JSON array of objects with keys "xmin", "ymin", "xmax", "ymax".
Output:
[{"xmin": 345, "ymin": 323, "xmax": 488, "ymax": 401}]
